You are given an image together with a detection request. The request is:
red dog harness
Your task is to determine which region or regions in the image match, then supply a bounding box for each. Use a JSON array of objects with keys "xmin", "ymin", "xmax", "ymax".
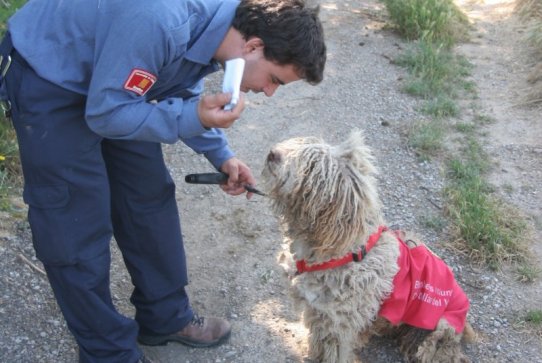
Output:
[
  {"xmin": 295, "ymin": 226, "xmax": 388, "ymax": 274},
  {"xmin": 295, "ymin": 226, "xmax": 469, "ymax": 333}
]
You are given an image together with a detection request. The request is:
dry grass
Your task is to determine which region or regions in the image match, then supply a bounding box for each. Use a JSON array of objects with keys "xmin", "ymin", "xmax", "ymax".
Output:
[
  {"xmin": 516, "ymin": 0, "xmax": 542, "ymax": 105},
  {"xmin": 516, "ymin": 0, "xmax": 542, "ymax": 17}
]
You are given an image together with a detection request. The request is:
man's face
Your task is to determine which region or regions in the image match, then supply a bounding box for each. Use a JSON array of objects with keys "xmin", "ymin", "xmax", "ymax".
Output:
[{"xmin": 240, "ymin": 44, "xmax": 301, "ymax": 97}]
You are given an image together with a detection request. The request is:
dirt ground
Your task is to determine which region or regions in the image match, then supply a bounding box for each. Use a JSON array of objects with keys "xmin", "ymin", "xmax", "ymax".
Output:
[{"xmin": 1, "ymin": 0, "xmax": 541, "ymax": 362}]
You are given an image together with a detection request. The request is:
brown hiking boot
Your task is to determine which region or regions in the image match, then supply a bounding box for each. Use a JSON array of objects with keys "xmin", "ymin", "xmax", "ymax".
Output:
[{"xmin": 138, "ymin": 314, "xmax": 231, "ymax": 348}]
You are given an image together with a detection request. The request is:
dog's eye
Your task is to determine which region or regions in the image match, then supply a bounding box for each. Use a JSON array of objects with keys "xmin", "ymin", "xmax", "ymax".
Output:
[{"xmin": 267, "ymin": 150, "xmax": 281, "ymax": 163}]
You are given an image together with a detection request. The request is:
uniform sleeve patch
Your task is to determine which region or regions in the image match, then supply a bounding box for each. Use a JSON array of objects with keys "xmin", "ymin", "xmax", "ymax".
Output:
[{"xmin": 123, "ymin": 69, "xmax": 157, "ymax": 96}]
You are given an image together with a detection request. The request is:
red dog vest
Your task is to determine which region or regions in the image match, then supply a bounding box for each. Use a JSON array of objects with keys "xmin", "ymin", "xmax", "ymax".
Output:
[{"xmin": 378, "ymin": 239, "xmax": 469, "ymax": 333}]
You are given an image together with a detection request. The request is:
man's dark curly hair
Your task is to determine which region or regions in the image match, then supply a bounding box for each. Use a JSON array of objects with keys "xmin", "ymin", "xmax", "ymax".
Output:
[{"xmin": 232, "ymin": 0, "xmax": 326, "ymax": 84}]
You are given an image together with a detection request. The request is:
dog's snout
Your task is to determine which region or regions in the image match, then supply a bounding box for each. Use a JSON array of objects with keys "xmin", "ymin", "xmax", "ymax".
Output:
[{"xmin": 267, "ymin": 149, "xmax": 281, "ymax": 163}]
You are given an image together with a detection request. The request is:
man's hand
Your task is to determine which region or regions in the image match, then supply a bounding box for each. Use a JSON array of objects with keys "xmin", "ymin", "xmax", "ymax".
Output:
[
  {"xmin": 198, "ymin": 93, "xmax": 245, "ymax": 129},
  {"xmin": 219, "ymin": 157, "xmax": 256, "ymax": 199}
]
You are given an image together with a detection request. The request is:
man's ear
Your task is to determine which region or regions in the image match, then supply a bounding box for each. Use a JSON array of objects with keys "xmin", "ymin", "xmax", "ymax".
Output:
[{"xmin": 243, "ymin": 37, "xmax": 264, "ymax": 55}]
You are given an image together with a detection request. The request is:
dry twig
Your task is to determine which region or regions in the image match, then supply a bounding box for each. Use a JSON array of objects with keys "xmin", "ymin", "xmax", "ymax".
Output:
[{"xmin": 17, "ymin": 253, "xmax": 46, "ymax": 276}]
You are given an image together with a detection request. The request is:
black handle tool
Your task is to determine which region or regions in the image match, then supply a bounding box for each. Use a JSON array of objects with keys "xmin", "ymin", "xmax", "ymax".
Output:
[
  {"xmin": 185, "ymin": 172, "xmax": 229, "ymax": 184},
  {"xmin": 185, "ymin": 172, "xmax": 266, "ymax": 196}
]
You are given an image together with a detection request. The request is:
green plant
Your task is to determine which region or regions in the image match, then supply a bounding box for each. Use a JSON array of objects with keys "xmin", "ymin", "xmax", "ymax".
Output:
[
  {"xmin": 396, "ymin": 40, "xmax": 472, "ymax": 117},
  {"xmin": 473, "ymin": 113, "xmax": 494, "ymax": 125},
  {"xmin": 0, "ymin": 117, "xmax": 21, "ymax": 209},
  {"xmin": 455, "ymin": 122, "xmax": 476, "ymax": 133},
  {"xmin": 516, "ymin": 308, "xmax": 542, "ymax": 338},
  {"xmin": 397, "ymin": 41, "xmax": 449, "ymax": 96},
  {"xmin": 421, "ymin": 95, "xmax": 458, "ymax": 117},
  {"xmin": 516, "ymin": 264, "xmax": 542, "ymax": 282},
  {"xmin": 0, "ymin": 0, "xmax": 28, "ymax": 35},
  {"xmin": 420, "ymin": 214, "xmax": 447, "ymax": 232},
  {"xmin": 502, "ymin": 183, "xmax": 514, "ymax": 194},
  {"xmin": 407, "ymin": 118, "xmax": 445, "ymax": 160},
  {"xmin": 445, "ymin": 150, "xmax": 528, "ymax": 269},
  {"xmin": 381, "ymin": 0, "xmax": 469, "ymax": 47},
  {"xmin": 523, "ymin": 310, "xmax": 542, "ymax": 324}
]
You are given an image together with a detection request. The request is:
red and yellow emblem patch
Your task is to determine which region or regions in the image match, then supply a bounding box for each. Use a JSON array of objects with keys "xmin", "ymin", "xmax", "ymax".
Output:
[{"xmin": 123, "ymin": 69, "xmax": 157, "ymax": 96}]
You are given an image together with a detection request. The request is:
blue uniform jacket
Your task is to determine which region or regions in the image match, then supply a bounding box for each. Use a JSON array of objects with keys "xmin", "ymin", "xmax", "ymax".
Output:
[{"xmin": 8, "ymin": 0, "xmax": 239, "ymax": 168}]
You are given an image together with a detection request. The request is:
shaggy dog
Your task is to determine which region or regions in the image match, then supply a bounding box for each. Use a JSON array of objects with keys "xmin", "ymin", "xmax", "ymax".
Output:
[{"xmin": 261, "ymin": 130, "xmax": 474, "ymax": 363}]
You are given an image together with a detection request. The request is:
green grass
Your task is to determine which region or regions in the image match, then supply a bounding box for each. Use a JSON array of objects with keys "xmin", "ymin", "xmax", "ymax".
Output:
[
  {"xmin": 516, "ymin": 309, "xmax": 542, "ymax": 338},
  {"xmin": 420, "ymin": 213, "xmax": 447, "ymax": 232},
  {"xmin": 420, "ymin": 95, "xmax": 459, "ymax": 118},
  {"xmin": 527, "ymin": 21, "xmax": 542, "ymax": 48},
  {"xmin": 395, "ymin": 40, "xmax": 473, "ymax": 118},
  {"xmin": 472, "ymin": 113, "xmax": 494, "ymax": 125},
  {"xmin": 444, "ymin": 139, "xmax": 528, "ymax": 269},
  {"xmin": 516, "ymin": 264, "xmax": 542, "ymax": 283},
  {"xmin": 523, "ymin": 310, "xmax": 542, "ymax": 324},
  {"xmin": 381, "ymin": 0, "xmax": 470, "ymax": 47},
  {"xmin": 407, "ymin": 118, "xmax": 445, "ymax": 160},
  {"xmin": 454, "ymin": 122, "xmax": 476, "ymax": 133},
  {"xmin": 0, "ymin": 119, "xmax": 20, "ymax": 210},
  {"xmin": 0, "ymin": 0, "xmax": 26, "ymax": 30}
]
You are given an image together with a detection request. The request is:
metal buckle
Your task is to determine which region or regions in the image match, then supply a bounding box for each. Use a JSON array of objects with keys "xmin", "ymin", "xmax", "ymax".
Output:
[
  {"xmin": 0, "ymin": 54, "xmax": 13, "ymax": 119},
  {"xmin": 1, "ymin": 99, "xmax": 11, "ymax": 119},
  {"xmin": 0, "ymin": 55, "xmax": 11, "ymax": 78}
]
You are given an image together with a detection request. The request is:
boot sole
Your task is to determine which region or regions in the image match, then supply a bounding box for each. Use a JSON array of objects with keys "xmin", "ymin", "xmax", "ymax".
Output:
[{"xmin": 138, "ymin": 329, "xmax": 231, "ymax": 348}]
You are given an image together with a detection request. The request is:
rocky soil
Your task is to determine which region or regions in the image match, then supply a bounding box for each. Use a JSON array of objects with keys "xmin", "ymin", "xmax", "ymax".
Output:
[{"xmin": 1, "ymin": 0, "xmax": 541, "ymax": 362}]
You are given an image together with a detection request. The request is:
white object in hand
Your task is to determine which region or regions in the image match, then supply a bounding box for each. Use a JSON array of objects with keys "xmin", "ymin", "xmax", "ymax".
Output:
[{"xmin": 222, "ymin": 58, "xmax": 245, "ymax": 111}]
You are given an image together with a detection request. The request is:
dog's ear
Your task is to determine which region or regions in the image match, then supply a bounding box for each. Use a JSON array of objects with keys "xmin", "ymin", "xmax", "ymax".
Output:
[{"xmin": 332, "ymin": 129, "xmax": 377, "ymax": 176}]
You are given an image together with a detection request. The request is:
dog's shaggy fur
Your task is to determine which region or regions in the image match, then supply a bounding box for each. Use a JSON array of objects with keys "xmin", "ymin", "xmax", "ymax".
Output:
[{"xmin": 261, "ymin": 130, "xmax": 474, "ymax": 363}]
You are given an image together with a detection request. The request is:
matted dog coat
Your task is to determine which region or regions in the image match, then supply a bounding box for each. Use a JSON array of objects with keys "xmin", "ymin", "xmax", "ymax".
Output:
[{"xmin": 378, "ymin": 238, "xmax": 469, "ymax": 333}]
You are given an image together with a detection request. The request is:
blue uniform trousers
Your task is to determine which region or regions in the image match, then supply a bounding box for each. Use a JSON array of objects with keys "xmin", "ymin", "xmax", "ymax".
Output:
[{"xmin": 0, "ymin": 34, "xmax": 194, "ymax": 363}]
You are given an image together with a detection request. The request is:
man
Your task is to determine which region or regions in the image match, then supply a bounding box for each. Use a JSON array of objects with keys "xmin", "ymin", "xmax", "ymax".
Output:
[{"xmin": 0, "ymin": 0, "xmax": 325, "ymax": 362}]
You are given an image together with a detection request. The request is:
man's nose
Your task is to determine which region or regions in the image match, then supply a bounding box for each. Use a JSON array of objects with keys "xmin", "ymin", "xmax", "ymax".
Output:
[{"xmin": 263, "ymin": 83, "xmax": 279, "ymax": 97}]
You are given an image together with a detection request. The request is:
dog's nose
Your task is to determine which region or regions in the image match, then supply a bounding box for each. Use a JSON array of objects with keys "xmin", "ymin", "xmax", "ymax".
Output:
[{"xmin": 267, "ymin": 149, "xmax": 281, "ymax": 163}]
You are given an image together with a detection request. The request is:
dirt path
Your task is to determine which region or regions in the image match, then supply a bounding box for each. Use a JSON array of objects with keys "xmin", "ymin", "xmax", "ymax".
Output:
[{"xmin": 1, "ymin": 0, "xmax": 541, "ymax": 362}]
